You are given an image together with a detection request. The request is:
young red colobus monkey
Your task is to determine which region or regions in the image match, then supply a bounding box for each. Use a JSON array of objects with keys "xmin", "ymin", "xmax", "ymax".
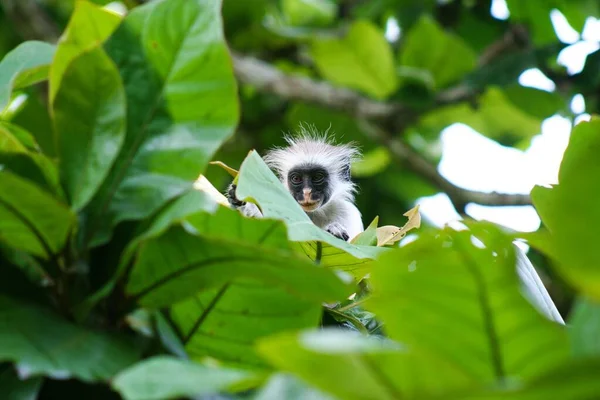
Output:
[{"xmin": 226, "ymin": 127, "xmax": 364, "ymax": 241}]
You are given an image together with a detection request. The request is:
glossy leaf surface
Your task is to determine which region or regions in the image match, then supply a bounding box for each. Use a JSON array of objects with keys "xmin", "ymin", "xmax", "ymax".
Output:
[
  {"xmin": 368, "ymin": 226, "xmax": 569, "ymax": 383},
  {"xmin": 127, "ymin": 207, "xmax": 352, "ymax": 307},
  {"xmin": 83, "ymin": 0, "xmax": 239, "ymax": 246},
  {"xmin": 112, "ymin": 355, "xmax": 254, "ymax": 400},
  {"xmin": 53, "ymin": 46, "xmax": 126, "ymax": 210}
]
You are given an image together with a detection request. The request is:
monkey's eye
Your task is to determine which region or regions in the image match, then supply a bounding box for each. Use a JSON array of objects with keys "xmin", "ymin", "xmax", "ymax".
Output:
[
  {"xmin": 290, "ymin": 173, "xmax": 302, "ymax": 185},
  {"xmin": 313, "ymin": 172, "xmax": 325, "ymax": 183}
]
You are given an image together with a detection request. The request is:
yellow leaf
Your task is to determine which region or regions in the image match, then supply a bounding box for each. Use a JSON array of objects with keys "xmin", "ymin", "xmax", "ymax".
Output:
[
  {"xmin": 376, "ymin": 205, "xmax": 421, "ymax": 246},
  {"xmin": 193, "ymin": 174, "xmax": 230, "ymax": 207},
  {"xmin": 209, "ymin": 160, "xmax": 239, "ymax": 178}
]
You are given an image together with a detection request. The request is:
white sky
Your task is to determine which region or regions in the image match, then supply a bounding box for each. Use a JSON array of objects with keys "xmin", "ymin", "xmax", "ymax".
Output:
[{"xmin": 409, "ymin": 0, "xmax": 600, "ymax": 235}]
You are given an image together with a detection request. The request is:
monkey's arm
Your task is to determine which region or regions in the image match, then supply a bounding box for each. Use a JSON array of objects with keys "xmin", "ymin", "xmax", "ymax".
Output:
[{"xmin": 226, "ymin": 183, "xmax": 263, "ymax": 218}]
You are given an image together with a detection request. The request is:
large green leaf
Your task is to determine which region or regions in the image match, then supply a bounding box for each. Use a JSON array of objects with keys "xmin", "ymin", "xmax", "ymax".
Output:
[
  {"xmin": 48, "ymin": 0, "xmax": 123, "ymax": 105},
  {"xmin": 463, "ymin": 358, "xmax": 600, "ymax": 399},
  {"xmin": 53, "ymin": 46, "xmax": 126, "ymax": 210},
  {"xmin": 0, "ymin": 295, "xmax": 139, "ymax": 382},
  {"xmin": 126, "ymin": 206, "xmax": 352, "ymax": 308},
  {"xmin": 531, "ymin": 117, "xmax": 600, "ymax": 299},
  {"xmin": 83, "ymin": 0, "xmax": 239, "ymax": 246},
  {"xmin": 367, "ymin": 224, "xmax": 569, "ymax": 384},
  {"xmin": 257, "ymin": 328, "xmax": 474, "ymax": 400},
  {"xmin": 310, "ymin": 20, "xmax": 397, "ymax": 99},
  {"xmin": 569, "ymin": 297, "xmax": 600, "ymax": 357},
  {"xmin": 399, "ymin": 15, "xmax": 476, "ymax": 89},
  {"xmin": 0, "ymin": 171, "xmax": 75, "ymax": 258},
  {"xmin": 170, "ymin": 277, "xmax": 322, "ymax": 369},
  {"xmin": 111, "ymin": 355, "xmax": 255, "ymax": 400},
  {"xmin": 0, "ymin": 41, "xmax": 55, "ymax": 111},
  {"xmin": 126, "ymin": 203, "xmax": 337, "ymax": 368},
  {"xmin": 235, "ymin": 151, "xmax": 387, "ymax": 279}
]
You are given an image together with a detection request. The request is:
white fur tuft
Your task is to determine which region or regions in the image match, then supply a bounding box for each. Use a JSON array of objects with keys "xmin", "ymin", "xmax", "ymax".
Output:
[{"xmin": 263, "ymin": 124, "xmax": 361, "ymax": 202}]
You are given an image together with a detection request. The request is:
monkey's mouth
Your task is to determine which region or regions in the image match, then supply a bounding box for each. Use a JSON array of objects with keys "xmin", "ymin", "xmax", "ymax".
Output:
[{"xmin": 299, "ymin": 201, "xmax": 320, "ymax": 212}]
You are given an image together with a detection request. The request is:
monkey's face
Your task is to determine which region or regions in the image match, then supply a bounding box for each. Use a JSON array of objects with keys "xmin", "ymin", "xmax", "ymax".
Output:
[{"xmin": 287, "ymin": 166, "xmax": 331, "ymax": 212}]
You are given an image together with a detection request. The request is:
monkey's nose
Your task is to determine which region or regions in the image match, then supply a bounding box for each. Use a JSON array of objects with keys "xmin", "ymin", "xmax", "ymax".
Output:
[{"xmin": 302, "ymin": 188, "xmax": 312, "ymax": 202}]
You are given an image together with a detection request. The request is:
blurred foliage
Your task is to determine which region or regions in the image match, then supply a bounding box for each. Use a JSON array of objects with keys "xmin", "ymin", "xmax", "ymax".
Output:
[{"xmin": 1, "ymin": 0, "xmax": 600, "ymax": 399}]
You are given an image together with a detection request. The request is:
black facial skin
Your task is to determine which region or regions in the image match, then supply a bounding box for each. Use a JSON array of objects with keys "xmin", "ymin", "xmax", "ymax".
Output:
[{"xmin": 287, "ymin": 165, "xmax": 331, "ymax": 210}]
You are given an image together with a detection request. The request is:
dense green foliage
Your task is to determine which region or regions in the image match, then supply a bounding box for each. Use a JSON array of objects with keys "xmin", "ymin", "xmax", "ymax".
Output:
[{"xmin": 1, "ymin": 0, "xmax": 599, "ymax": 398}]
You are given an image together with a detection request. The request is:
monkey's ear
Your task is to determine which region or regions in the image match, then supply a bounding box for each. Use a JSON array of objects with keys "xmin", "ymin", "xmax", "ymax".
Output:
[{"xmin": 340, "ymin": 162, "xmax": 351, "ymax": 181}]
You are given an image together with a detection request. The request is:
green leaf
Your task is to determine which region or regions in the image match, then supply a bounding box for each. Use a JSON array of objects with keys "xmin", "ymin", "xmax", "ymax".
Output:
[
  {"xmin": 120, "ymin": 190, "xmax": 219, "ymax": 268},
  {"xmin": 235, "ymin": 151, "xmax": 387, "ymax": 279},
  {"xmin": 367, "ymin": 225, "xmax": 569, "ymax": 383},
  {"xmin": 0, "ymin": 366, "xmax": 42, "ymax": 400},
  {"xmin": 0, "ymin": 121, "xmax": 40, "ymax": 152},
  {"xmin": 171, "ymin": 278, "xmax": 323, "ymax": 369},
  {"xmin": 0, "ymin": 41, "xmax": 55, "ymax": 111},
  {"xmin": 0, "ymin": 295, "xmax": 139, "ymax": 382},
  {"xmin": 503, "ymin": 85, "xmax": 567, "ymax": 120},
  {"xmin": 399, "ymin": 15, "xmax": 476, "ymax": 89},
  {"xmin": 53, "ymin": 46, "xmax": 126, "ymax": 211},
  {"xmin": 254, "ymin": 373, "xmax": 336, "ymax": 400},
  {"xmin": 281, "ymin": 0, "xmax": 337, "ymax": 27},
  {"xmin": 127, "ymin": 207, "xmax": 352, "ymax": 308},
  {"xmin": 531, "ymin": 117, "xmax": 600, "ymax": 299},
  {"xmin": 49, "ymin": 0, "xmax": 122, "ymax": 104},
  {"xmin": 257, "ymin": 328, "xmax": 474, "ymax": 400},
  {"xmin": 84, "ymin": 0, "xmax": 239, "ymax": 246},
  {"xmin": 310, "ymin": 20, "xmax": 397, "ymax": 99},
  {"xmin": 0, "ymin": 171, "xmax": 75, "ymax": 258},
  {"xmin": 569, "ymin": 297, "xmax": 600, "ymax": 357},
  {"xmin": 351, "ymin": 216, "xmax": 378, "ymax": 246},
  {"xmin": 464, "ymin": 358, "xmax": 600, "ymax": 399},
  {"xmin": 111, "ymin": 355, "xmax": 255, "ymax": 400}
]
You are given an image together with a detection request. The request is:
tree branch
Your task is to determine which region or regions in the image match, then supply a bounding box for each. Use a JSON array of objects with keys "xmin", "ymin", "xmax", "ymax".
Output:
[
  {"xmin": 232, "ymin": 51, "xmax": 403, "ymax": 119},
  {"xmin": 231, "ymin": 51, "xmax": 476, "ymax": 131},
  {"xmin": 232, "ymin": 52, "xmax": 532, "ymax": 209}
]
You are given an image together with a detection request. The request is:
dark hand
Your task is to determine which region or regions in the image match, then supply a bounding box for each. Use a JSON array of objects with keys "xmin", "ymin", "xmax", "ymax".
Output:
[
  {"xmin": 226, "ymin": 183, "xmax": 246, "ymax": 208},
  {"xmin": 325, "ymin": 223, "xmax": 349, "ymax": 241}
]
